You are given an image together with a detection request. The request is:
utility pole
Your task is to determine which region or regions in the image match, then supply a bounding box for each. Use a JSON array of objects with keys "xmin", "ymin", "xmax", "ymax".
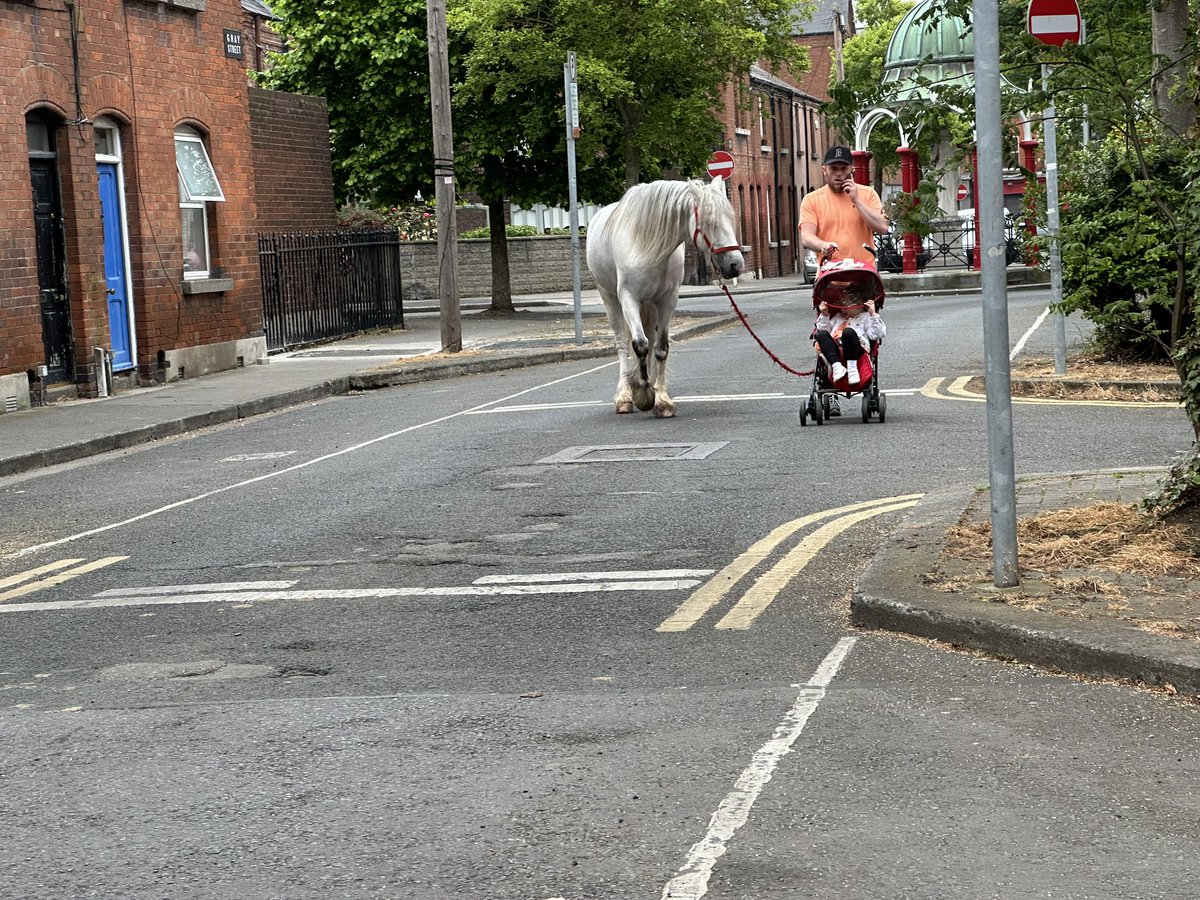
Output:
[
  {"xmin": 564, "ymin": 51, "xmax": 583, "ymax": 345},
  {"xmin": 974, "ymin": 0, "xmax": 1020, "ymax": 588},
  {"xmin": 426, "ymin": 0, "xmax": 461, "ymax": 352}
]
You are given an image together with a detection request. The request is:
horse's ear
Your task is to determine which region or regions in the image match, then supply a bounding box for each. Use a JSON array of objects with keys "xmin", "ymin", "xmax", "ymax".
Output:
[{"xmin": 710, "ymin": 175, "xmax": 723, "ymax": 188}]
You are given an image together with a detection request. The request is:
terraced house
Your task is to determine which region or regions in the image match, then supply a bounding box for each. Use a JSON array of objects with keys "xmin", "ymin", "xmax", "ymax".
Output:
[{"xmin": 1, "ymin": 0, "xmax": 335, "ymax": 411}]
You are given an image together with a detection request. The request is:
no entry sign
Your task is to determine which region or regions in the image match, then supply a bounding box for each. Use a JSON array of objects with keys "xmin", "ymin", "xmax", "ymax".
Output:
[
  {"xmin": 957, "ymin": 183, "xmax": 969, "ymax": 201},
  {"xmin": 706, "ymin": 150, "xmax": 734, "ymax": 180},
  {"xmin": 1027, "ymin": 0, "xmax": 1081, "ymax": 46}
]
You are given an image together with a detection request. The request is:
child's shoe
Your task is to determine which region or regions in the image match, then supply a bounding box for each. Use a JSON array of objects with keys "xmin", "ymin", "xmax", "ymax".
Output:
[
  {"xmin": 831, "ymin": 361, "xmax": 848, "ymax": 383},
  {"xmin": 847, "ymin": 360, "xmax": 860, "ymax": 386}
]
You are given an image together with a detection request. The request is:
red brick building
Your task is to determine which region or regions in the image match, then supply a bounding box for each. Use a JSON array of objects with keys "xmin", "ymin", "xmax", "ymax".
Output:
[
  {"xmin": 1, "ymin": 0, "xmax": 335, "ymax": 412},
  {"xmin": 709, "ymin": 0, "xmax": 854, "ymax": 281}
]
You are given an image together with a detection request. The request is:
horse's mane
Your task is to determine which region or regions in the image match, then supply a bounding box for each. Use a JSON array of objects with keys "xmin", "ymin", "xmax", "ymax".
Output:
[{"xmin": 605, "ymin": 179, "xmax": 734, "ymax": 262}]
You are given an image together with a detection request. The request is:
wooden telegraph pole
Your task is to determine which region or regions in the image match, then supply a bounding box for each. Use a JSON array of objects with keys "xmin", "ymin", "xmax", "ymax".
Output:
[{"xmin": 426, "ymin": 0, "xmax": 461, "ymax": 351}]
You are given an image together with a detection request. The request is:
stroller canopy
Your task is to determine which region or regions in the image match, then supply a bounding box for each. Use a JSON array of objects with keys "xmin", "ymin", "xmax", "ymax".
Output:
[{"xmin": 813, "ymin": 258, "xmax": 885, "ymax": 311}]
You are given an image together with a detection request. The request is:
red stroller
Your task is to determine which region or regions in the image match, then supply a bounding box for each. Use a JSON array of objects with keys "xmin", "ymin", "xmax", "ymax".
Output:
[{"xmin": 799, "ymin": 256, "xmax": 887, "ymax": 425}]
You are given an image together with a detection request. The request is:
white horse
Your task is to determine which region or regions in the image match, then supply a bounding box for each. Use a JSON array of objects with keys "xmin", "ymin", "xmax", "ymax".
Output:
[{"xmin": 586, "ymin": 176, "xmax": 744, "ymax": 418}]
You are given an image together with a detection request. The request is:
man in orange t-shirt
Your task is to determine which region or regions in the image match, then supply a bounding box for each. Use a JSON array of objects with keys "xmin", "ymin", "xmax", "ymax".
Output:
[{"xmin": 799, "ymin": 145, "xmax": 889, "ymax": 265}]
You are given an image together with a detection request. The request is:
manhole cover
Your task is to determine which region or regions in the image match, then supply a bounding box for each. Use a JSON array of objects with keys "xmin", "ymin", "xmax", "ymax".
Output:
[{"xmin": 537, "ymin": 442, "xmax": 727, "ymax": 464}]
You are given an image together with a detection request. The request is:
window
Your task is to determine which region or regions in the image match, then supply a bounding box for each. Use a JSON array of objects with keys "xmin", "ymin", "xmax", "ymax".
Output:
[{"xmin": 175, "ymin": 127, "xmax": 224, "ymax": 279}]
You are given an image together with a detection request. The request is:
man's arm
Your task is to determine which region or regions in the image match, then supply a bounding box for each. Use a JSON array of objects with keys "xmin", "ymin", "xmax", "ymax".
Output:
[
  {"xmin": 844, "ymin": 183, "xmax": 890, "ymax": 234},
  {"xmin": 799, "ymin": 222, "xmax": 832, "ymax": 254}
]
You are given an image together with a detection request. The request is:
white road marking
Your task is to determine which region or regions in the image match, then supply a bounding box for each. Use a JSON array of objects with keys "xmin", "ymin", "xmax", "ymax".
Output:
[
  {"xmin": 221, "ymin": 452, "xmax": 297, "ymax": 462},
  {"xmin": 661, "ymin": 636, "xmax": 857, "ymax": 899},
  {"xmin": 470, "ymin": 390, "xmax": 919, "ymax": 414},
  {"xmin": 474, "ymin": 569, "xmax": 714, "ymax": 584},
  {"xmin": 4, "ymin": 362, "xmax": 616, "ymax": 562},
  {"xmin": 94, "ymin": 581, "xmax": 297, "ymax": 596},
  {"xmin": 0, "ymin": 579, "xmax": 703, "ymax": 613},
  {"xmin": 1011, "ymin": 306, "xmax": 1051, "ymax": 358}
]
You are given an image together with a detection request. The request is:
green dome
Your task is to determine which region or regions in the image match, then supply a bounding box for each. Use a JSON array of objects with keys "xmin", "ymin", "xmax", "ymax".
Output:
[{"xmin": 880, "ymin": 0, "xmax": 977, "ymax": 103}]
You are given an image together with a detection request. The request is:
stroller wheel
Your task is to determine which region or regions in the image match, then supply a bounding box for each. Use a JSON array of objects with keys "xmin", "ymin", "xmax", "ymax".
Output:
[
  {"xmin": 812, "ymin": 393, "xmax": 824, "ymax": 425},
  {"xmin": 799, "ymin": 399, "xmax": 808, "ymax": 426},
  {"xmin": 861, "ymin": 392, "xmax": 871, "ymax": 423},
  {"xmin": 878, "ymin": 392, "xmax": 887, "ymax": 423}
]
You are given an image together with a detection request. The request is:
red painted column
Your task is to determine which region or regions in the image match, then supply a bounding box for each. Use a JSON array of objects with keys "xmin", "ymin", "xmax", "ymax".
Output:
[
  {"xmin": 1019, "ymin": 138, "xmax": 1040, "ymax": 239},
  {"xmin": 897, "ymin": 146, "xmax": 920, "ymax": 275},
  {"xmin": 851, "ymin": 149, "xmax": 872, "ymax": 188},
  {"xmin": 970, "ymin": 148, "xmax": 982, "ymax": 270}
]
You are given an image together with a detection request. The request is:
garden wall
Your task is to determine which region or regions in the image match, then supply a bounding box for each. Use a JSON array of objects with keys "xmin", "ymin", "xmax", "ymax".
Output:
[{"xmin": 398, "ymin": 236, "xmax": 595, "ymax": 300}]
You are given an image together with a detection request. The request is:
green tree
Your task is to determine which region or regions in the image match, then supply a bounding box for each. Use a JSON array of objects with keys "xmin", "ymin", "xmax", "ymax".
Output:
[
  {"xmin": 455, "ymin": 0, "xmax": 810, "ymax": 192},
  {"xmin": 259, "ymin": 0, "xmax": 437, "ymax": 205}
]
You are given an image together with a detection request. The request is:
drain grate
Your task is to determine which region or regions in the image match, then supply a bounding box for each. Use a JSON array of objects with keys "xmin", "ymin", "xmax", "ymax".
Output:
[{"xmin": 537, "ymin": 442, "xmax": 727, "ymax": 464}]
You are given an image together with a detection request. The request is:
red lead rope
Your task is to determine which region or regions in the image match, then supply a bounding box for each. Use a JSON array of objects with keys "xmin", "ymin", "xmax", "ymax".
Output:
[{"xmin": 719, "ymin": 281, "xmax": 815, "ymax": 378}]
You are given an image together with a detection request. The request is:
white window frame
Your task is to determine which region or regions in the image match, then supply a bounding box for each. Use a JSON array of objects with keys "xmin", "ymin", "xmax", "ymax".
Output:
[{"xmin": 175, "ymin": 127, "xmax": 224, "ymax": 279}]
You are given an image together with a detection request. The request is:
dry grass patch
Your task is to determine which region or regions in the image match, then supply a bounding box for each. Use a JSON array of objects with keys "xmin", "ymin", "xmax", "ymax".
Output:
[
  {"xmin": 945, "ymin": 502, "xmax": 1200, "ymax": 580},
  {"xmin": 1011, "ymin": 352, "xmax": 1177, "ymax": 382}
]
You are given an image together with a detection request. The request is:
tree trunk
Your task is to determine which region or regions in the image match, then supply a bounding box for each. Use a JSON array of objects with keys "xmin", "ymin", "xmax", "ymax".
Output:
[
  {"xmin": 1150, "ymin": 0, "xmax": 1197, "ymax": 136},
  {"xmin": 487, "ymin": 197, "xmax": 515, "ymax": 314}
]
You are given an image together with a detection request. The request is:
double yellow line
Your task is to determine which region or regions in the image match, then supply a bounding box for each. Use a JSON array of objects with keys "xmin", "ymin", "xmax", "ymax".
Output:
[
  {"xmin": 657, "ymin": 494, "xmax": 922, "ymax": 632},
  {"xmin": 922, "ymin": 376, "xmax": 1181, "ymax": 408},
  {"xmin": 0, "ymin": 557, "xmax": 129, "ymax": 603}
]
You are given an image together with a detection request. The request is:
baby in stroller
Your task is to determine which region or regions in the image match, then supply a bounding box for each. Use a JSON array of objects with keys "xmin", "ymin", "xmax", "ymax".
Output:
[{"xmin": 800, "ymin": 257, "xmax": 888, "ymax": 425}]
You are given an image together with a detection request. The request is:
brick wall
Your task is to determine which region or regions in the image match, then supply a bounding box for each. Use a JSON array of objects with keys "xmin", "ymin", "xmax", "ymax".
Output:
[
  {"xmin": 248, "ymin": 86, "xmax": 337, "ymax": 232},
  {"xmin": 1, "ymin": 0, "xmax": 269, "ymax": 394}
]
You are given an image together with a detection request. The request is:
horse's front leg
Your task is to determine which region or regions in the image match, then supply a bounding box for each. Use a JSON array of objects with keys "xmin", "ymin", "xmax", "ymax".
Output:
[
  {"xmin": 619, "ymin": 292, "xmax": 655, "ymax": 412},
  {"xmin": 650, "ymin": 314, "xmax": 675, "ymax": 418},
  {"xmin": 601, "ymin": 291, "xmax": 639, "ymax": 413},
  {"xmin": 650, "ymin": 333, "xmax": 675, "ymax": 418}
]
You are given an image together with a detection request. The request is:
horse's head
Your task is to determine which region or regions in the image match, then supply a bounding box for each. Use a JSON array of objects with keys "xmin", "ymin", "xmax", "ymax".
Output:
[{"xmin": 693, "ymin": 176, "xmax": 744, "ymax": 280}]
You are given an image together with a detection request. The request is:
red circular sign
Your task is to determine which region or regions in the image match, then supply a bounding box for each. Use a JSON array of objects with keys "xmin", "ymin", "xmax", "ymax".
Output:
[
  {"xmin": 1027, "ymin": 0, "xmax": 1081, "ymax": 47},
  {"xmin": 707, "ymin": 150, "xmax": 735, "ymax": 180},
  {"xmin": 957, "ymin": 183, "xmax": 969, "ymax": 201}
]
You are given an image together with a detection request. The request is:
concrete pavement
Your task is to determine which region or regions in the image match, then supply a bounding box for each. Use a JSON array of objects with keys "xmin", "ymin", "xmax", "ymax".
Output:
[{"xmin": 4, "ymin": 268, "xmax": 1196, "ymax": 701}]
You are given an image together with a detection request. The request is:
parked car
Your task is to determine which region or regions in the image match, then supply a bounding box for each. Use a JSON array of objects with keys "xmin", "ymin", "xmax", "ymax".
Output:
[{"xmin": 801, "ymin": 248, "xmax": 818, "ymax": 283}]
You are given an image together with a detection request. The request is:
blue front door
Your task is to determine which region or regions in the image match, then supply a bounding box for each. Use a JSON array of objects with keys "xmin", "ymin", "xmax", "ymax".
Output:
[{"xmin": 98, "ymin": 163, "xmax": 133, "ymax": 370}]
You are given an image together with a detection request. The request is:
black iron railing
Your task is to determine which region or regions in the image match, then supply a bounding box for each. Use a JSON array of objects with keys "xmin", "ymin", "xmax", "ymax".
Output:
[
  {"xmin": 259, "ymin": 229, "xmax": 404, "ymax": 352},
  {"xmin": 875, "ymin": 216, "xmax": 1026, "ymax": 273}
]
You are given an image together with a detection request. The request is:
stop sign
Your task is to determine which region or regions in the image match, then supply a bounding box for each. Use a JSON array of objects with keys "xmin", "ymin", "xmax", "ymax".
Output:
[
  {"xmin": 707, "ymin": 150, "xmax": 735, "ymax": 180},
  {"xmin": 957, "ymin": 183, "xmax": 969, "ymax": 202},
  {"xmin": 1027, "ymin": 0, "xmax": 1081, "ymax": 46}
]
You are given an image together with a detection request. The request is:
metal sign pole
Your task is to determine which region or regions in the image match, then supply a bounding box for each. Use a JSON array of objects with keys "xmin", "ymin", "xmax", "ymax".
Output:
[
  {"xmin": 1042, "ymin": 64, "xmax": 1068, "ymax": 375},
  {"xmin": 564, "ymin": 52, "xmax": 583, "ymax": 345},
  {"xmin": 974, "ymin": 0, "xmax": 1020, "ymax": 587}
]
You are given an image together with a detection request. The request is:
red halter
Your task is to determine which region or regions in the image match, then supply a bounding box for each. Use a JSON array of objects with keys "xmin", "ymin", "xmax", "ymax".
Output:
[{"xmin": 692, "ymin": 206, "xmax": 740, "ymax": 256}]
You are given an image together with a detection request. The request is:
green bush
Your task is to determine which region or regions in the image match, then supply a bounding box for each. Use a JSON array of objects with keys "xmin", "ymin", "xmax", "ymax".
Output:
[
  {"xmin": 459, "ymin": 225, "xmax": 540, "ymax": 239},
  {"xmin": 1058, "ymin": 141, "xmax": 1192, "ymax": 363}
]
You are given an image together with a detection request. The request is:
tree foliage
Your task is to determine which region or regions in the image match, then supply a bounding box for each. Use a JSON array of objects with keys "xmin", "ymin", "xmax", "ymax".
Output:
[
  {"xmin": 259, "ymin": 0, "xmax": 437, "ymax": 205},
  {"xmin": 453, "ymin": 0, "xmax": 809, "ymax": 194}
]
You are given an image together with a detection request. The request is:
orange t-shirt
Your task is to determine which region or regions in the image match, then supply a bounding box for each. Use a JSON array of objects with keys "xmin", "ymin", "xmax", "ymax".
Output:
[{"xmin": 799, "ymin": 184, "xmax": 884, "ymax": 264}]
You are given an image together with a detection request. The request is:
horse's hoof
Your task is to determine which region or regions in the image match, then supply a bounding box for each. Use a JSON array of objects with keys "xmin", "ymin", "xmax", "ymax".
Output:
[
  {"xmin": 653, "ymin": 406, "xmax": 676, "ymax": 419},
  {"xmin": 615, "ymin": 401, "xmax": 635, "ymax": 414}
]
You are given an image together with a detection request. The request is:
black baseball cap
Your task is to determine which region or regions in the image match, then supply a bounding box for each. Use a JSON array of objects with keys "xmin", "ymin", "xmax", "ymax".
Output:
[{"xmin": 823, "ymin": 145, "xmax": 853, "ymax": 165}]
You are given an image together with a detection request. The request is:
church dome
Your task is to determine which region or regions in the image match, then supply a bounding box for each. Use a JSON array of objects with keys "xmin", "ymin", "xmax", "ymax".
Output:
[{"xmin": 880, "ymin": 0, "xmax": 977, "ymax": 103}]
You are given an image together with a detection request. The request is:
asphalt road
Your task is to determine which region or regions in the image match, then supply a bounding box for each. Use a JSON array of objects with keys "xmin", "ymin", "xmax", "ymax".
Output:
[{"xmin": 2, "ymin": 287, "xmax": 1198, "ymax": 899}]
